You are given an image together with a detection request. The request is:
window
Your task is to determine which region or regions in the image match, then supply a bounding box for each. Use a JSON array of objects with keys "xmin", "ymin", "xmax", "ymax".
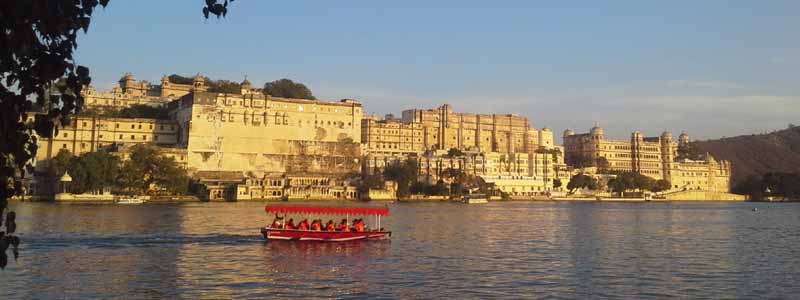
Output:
[
  {"xmin": 130, "ymin": 135, "xmax": 135, "ymax": 140},
  {"xmin": 119, "ymin": 135, "xmax": 123, "ymax": 139},
  {"xmin": 155, "ymin": 135, "xmax": 159, "ymax": 141},
  {"xmin": 80, "ymin": 143, "xmax": 86, "ymax": 149},
  {"xmin": 62, "ymin": 144, "xmax": 67, "ymax": 149},
  {"xmin": 131, "ymin": 124, "xmax": 135, "ymax": 129},
  {"xmin": 63, "ymin": 133, "xmax": 68, "ymax": 138},
  {"xmin": 115, "ymin": 123, "xmax": 119, "ymax": 128},
  {"xmin": 142, "ymin": 135, "xmax": 147, "ymax": 140},
  {"xmin": 82, "ymin": 122, "xmax": 87, "ymax": 127}
]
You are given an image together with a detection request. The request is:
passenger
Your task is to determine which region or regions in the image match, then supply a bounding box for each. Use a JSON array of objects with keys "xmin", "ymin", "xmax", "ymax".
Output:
[
  {"xmin": 355, "ymin": 219, "xmax": 366, "ymax": 232},
  {"xmin": 325, "ymin": 220, "xmax": 336, "ymax": 231},
  {"xmin": 310, "ymin": 220, "xmax": 322, "ymax": 231},
  {"xmin": 270, "ymin": 213, "xmax": 283, "ymax": 229},
  {"xmin": 338, "ymin": 219, "xmax": 350, "ymax": 232},
  {"xmin": 298, "ymin": 219, "xmax": 309, "ymax": 231},
  {"xmin": 285, "ymin": 218, "xmax": 296, "ymax": 230}
]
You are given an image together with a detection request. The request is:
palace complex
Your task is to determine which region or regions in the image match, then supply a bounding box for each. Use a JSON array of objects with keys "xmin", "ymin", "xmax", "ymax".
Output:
[
  {"xmin": 30, "ymin": 72, "xmax": 736, "ymax": 200},
  {"xmin": 563, "ymin": 127, "xmax": 732, "ymax": 192}
]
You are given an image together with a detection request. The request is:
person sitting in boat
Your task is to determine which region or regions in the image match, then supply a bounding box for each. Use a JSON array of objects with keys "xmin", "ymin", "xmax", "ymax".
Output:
[
  {"xmin": 354, "ymin": 219, "xmax": 366, "ymax": 232},
  {"xmin": 325, "ymin": 220, "xmax": 336, "ymax": 231},
  {"xmin": 270, "ymin": 214, "xmax": 284, "ymax": 229},
  {"xmin": 285, "ymin": 218, "xmax": 296, "ymax": 230},
  {"xmin": 337, "ymin": 219, "xmax": 351, "ymax": 232},
  {"xmin": 310, "ymin": 219, "xmax": 322, "ymax": 231},
  {"xmin": 298, "ymin": 219, "xmax": 309, "ymax": 231}
]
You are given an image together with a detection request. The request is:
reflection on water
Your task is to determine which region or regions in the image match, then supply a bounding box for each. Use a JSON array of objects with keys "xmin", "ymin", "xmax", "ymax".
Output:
[{"xmin": 1, "ymin": 202, "xmax": 800, "ymax": 299}]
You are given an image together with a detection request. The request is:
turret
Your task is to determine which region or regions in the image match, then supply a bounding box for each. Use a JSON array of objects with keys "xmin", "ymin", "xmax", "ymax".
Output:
[
  {"xmin": 679, "ymin": 132, "xmax": 690, "ymax": 146},
  {"xmin": 590, "ymin": 126, "xmax": 604, "ymax": 139},
  {"xmin": 240, "ymin": 76, "xmax": 253, "ymax": 94},
  {"xmin": 119, "ymin": 72, "xmax": 136, "ymax": 94},
  {"xmin": 563, "ymin": 129, "xmax": 575, "ymax": 138},
  {"xmin": 192, "ymin": 74, "xmax": 206, "ymax": 91}
]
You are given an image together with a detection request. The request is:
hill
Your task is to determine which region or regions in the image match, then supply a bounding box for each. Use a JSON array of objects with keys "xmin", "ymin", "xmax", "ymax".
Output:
[{"xmin": 694, "ymin": 126, "xmax": 800, "ymax": 184}]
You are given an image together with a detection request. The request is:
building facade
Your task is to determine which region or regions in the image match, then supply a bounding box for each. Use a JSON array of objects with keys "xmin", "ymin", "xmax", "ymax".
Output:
[
  {"xmin": 362, "ymin": 104, "xmax": 566, "ymax": 195},
  {"xmin": 35, "ymin": 116, "xmax": 181, "ymax": 164},
  {"xmin": 563, "ymin": 127, "xmax": 732, "ymax": 192},
  {"xmin": 175, "ymin": 92, "xmax": 363, "ymax": 178},
  {"xmin": 82, "ymin": 73, "xmax": 210, "ymax": 111}
]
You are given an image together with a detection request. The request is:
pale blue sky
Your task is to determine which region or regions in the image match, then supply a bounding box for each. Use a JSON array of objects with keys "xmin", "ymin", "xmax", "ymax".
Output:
[{"xmin": 75, "ymin": 0, "xmax": 800, "ymax": 141}]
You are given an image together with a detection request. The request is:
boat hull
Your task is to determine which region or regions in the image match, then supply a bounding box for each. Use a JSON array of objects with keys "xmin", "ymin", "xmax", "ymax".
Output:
[{"xmin": 261, "ymin": 228, "xmax": 391, "ymax": 242}]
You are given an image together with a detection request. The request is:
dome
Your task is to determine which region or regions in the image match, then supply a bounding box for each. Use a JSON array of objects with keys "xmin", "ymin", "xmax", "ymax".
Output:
[
  {"xmin": 590, "ymin": 126, "xmax": 604, "ymax": 136},
  {"xmin": 241, "ymin": 78, "xmax": 252, "ymax": 86},
  {"xmin": 542, "ymin": 126, "xmax": 551, "ymax": 132},
  {"xmin": 120, "ymin": 72, "xmax": 134, "ymax": 81},
  {"xmin": 563, "ymin": 129, "xmax": 575, "ymax": 137},
  {"xmin": 661, "ymin": 131, "xmax": 672, "ymax": 139},
  {"xmin": 192, "ymin": 74, "xmax": 205, "ymax": 82},
  {"xmin": 59, "ymin": 171, "xmax": 73, "ymax": 182}
]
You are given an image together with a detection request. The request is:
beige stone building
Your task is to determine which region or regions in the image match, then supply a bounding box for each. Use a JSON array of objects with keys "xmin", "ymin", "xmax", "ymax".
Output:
[
  {"xmin": 362, "ymin": 104, "xmax": 567, "ymax": 195},
  {"xmin": 82, "ymin": 73, "xmax": 211, "ymax": 111},
  {"xmin": 35, "ymin": 116, "xmax": 181, "ymax": 164},
  {"xmin": 175, "ymin": 91, "xmax": 363, "ymax": 178},
  {"xmin": 563, "ymin": 127, "xmax": 731, "ymax": 192}
]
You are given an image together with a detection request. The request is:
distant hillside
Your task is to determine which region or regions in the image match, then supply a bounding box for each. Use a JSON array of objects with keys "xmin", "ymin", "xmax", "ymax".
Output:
[{"xmin": 694, "ymin": 126, "xmax": 800, "ymax": 184}]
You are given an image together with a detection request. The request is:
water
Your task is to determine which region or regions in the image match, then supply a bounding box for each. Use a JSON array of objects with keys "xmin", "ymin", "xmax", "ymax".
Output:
[{"xmin": 1, "ymin": 201, "xmax": 799, "ymax": 299}]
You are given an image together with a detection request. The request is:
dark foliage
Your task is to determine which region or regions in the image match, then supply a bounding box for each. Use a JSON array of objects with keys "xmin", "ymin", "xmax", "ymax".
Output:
[
  {"xmin": 733, "ymin": 172, "xmax": 800, "ymax": 200},
  {"xmin": 263, "ymin": 79, "xmax": 316, "ymax": 100},
  {"xmin": 606, "ymin": 171, "xmax": 671, "ymax": 193},
  {"xmin": 566, "ymin": 174, "xmax": 598, "ymax": 193},
  {"xmin": 207, "ymin": 79, "xmax": 241, "ymax": 94},
  {"xmin": 0, "ymin": 0, "xmax": 104, "ymax": 269},
  {"xmin": 0, "ymin": 0, "xmax": 231, "ymax": 269},
  {"xmin": 383, "ymin": 158, "xmax": 418, "ymax": 198}
]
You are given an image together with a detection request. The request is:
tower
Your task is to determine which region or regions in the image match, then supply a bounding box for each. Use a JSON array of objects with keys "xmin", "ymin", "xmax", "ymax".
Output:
[
  {"xmin": 631, "ymin": 131, "xmax": 644, "ymax": 173},
  {"xmin": 119, "ymin": 72, "xmax": 136, "ymax": 94},
  {"xmin": 660, "ymin": 131, "xmax": 673, "ymax": 182},
  {"xmin": 240, "ymin": 76, "xmax": 252, "ymax": 95}
]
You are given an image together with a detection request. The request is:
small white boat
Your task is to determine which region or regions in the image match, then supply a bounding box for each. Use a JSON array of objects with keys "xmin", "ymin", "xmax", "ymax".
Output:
[
  {"xmin": 462, "ymin": 193, "xmax": 489, "ymax": 204},
  {"xmin": 116, "ymin": 196, "xmax": 145, "ymax": 205}
]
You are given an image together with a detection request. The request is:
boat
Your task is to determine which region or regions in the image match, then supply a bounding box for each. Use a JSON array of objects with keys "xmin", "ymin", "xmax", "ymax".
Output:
[
  {"xmin": 116, "ymin": 196, "xmax": 145, "ymax": 205},
  {"xmin": 260, "ymin": 205, "xmax": 392, "ymax": 242},
  {"xmin": 462, "ymin": 193, "xmax": 488, "ymax": 204}
]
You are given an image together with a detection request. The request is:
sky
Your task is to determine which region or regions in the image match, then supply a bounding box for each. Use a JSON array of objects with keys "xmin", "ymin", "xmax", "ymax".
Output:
[{"xmin": 74, "ymin": 0, "xmax": 800, "ymax": 142}]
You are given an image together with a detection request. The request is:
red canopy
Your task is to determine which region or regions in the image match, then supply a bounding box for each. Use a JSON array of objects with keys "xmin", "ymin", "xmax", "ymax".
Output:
[{"xmin": 265, "ymin": 205, "xmax": 390, "ymax": 216}]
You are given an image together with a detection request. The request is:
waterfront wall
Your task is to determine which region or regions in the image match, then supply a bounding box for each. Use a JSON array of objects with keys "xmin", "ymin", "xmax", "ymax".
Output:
[{"xmin": 662, "ymin": 190, "xmax": 746, "ymax": 201}]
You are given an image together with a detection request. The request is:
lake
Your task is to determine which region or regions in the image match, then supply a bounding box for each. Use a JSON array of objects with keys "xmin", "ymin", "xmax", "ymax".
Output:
[{"xmin": 1, "ymin": 201, "xmax": 799, "ymax": 299}]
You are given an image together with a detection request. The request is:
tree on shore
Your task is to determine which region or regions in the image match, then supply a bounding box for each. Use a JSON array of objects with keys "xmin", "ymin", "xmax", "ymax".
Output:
[
  {"xmin": 606, "ymin": 171, "xmax": 670, "ymax": 193},
  {"xmin": 67, "ymin": 151, "xmax": 120, "ymax": 194},
  {"xmin": 0, "ymin": 0, "xmax": 231, "ymax": 268},
  {"xmin": 383, "ymin": 158, "xmax": 418, "ymax": 198},
  {"xmin": 566, "ymin": 174, "xmax": 598, "ymax": 193},
  {"xmin": 119, "ymin": 145, "xmax": 188, "ymax": 195},
  {"xmin": 263, "ymin": 79, "xmax": 316, "ymax": 100}
]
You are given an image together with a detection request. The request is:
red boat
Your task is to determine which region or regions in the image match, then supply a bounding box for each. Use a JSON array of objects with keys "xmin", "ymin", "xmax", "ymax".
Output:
[{"xmin": 260, "ymin": 205, "xmax": 392, "ymax": 242}]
